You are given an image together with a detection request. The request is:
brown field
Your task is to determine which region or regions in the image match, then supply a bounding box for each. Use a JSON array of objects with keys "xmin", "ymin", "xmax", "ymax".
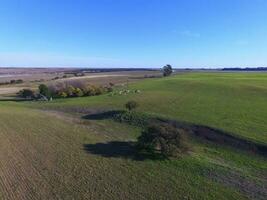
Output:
[{"xmin": 0, "ymin": 68, "xmax": 161, "ymax": 97}]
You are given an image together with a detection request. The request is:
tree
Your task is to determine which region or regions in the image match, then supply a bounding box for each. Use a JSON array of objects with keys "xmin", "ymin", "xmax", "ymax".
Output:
[
  {"xmin": 163, "ymin": 64, "xmax": 173, "ymax": 77},
  {"xmin": 39, "ymin": 84, "xmax": 50, "ymax": 97},
  {"xmin": 18, "ymin": 89, "xmax": 35, "ymax": 99},
  {"xmin": 125, "ymin": 100, "xmax": 138, "ymax": 111},
  {"xmin": 137, "ymin": 123, "xmax": 184, "ymax": 157}
]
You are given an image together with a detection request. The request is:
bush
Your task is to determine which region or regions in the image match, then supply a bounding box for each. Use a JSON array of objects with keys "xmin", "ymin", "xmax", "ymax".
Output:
[
  {"xmin": 18, "ymin": 89, "xmax": 35, "ymax": 99},
  {"xmin": 137, "ymin": 123, "xmax": 184, "ymax": 157},
  {"xmin": 106, "ymin": 86, "xmax": 113, "ymax": 93},
  {"xmin": 16, "ymin": 79, "xmax": 23, "ymax": 84},
  {"xmin": 58, "ymin": 91, "xmax": 67, "ymax": 98},
  {"xmin": 114, "ymin": 111, "xmax": 149, "ymax": 127},
  {"xmin": 66, "ymin": 85, "xmax": 75, "ymax": 97},
  {"xmin": 73, "ymin": 87, "xmax": 84, "ymax": 97},
  {"xmin": 163, "ymin": 64, "xmax": 173, "ymax": 77},
  {"xmin": 95, "ymin": 86, "xmax": 105, "ymax": 95},
  {"xmin": 83, "ymin": 85, "xmax": 97, "ymax": 96},
  {"xmin": 125, "ymin": 100, "xmax": 138, "ymax": 111}
]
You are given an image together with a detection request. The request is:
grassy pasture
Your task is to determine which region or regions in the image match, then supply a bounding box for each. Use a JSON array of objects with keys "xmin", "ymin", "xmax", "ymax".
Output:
[
  {"xmin": 36, "ymin": 72, "xmax": 267, "ymax": 144},
  {"xmin": 0, "ymin": 72, "xmax": 266, "ymax": 199}
]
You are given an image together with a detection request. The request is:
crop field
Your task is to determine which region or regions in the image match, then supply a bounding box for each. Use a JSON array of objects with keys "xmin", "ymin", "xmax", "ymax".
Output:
[{"xmin": 0, "ymin": 72, "xmax": 266, "ymax": 199}]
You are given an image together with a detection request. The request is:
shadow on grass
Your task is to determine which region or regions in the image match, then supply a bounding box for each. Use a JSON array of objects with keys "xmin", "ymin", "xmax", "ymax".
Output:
[
  {"xmin": 82, "ymin": 110, "xmax": 267, "ymax": 157},
  {"xmin": 83, "ymin": 141, "xmax": 164, "ymax": 161},
  {"xmin": 0, "ymin": 98, "xmax": 30, "ymax": 102},
  {"xmin": 82, "ymin": 110, "xmax": 124, "ymax": 120}
]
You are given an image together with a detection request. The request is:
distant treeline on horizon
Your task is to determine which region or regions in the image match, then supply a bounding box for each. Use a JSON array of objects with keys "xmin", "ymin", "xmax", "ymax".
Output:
[{"xmin": 222, "ymin": 67, "xmax": 267, "ymax": 71}]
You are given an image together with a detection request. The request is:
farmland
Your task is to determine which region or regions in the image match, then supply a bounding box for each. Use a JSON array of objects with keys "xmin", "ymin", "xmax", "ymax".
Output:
[
  {"xmin": 0, "ymin": 68, "xmax": 161, "ymax": 97},
  {"xmin": 0, "ymin": 72, "xmax": 266, "ymax": 199}
]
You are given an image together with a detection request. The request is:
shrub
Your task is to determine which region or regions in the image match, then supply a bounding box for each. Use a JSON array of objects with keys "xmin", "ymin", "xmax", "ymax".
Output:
[
  {"xmin": 16, "ymin": 79, "xmax": 23, "ymax": 84},
  {"xmin": 114, "ymin": 111, "xmax": 149, "ymax": 127},
  {"xmin": 107, "ymin": 87, "xmax": 113, "ymax": 92},
  {"xmin": 58, "ymin": 91, "xmax": 67, "ymax": 98},
  {"xmin": 66, "ymin": 85, "xmax": 75, "ymax": 97},
  {"xmin": 125, "ymin": 100, "xmax": 138, "ymax": 111},
  {"xmin": 163, "ymin": 64, "xmax": 173, "ymax": 77},
  {"xmin": 73, "ymin": 87, "xmax": 84, "ymax": 97},
  {"xmin": 95, "ymin": 86, "xmax": 105, "ymax": 95},
  {"xmin": 84, "ymin": 85, "xmax": 97, "ymax": 96},
  {"xmin": 137, "ymin": 123, "xmax": 184, "ymax": 157},
  {"xmin": 18, "ymin": 89, "xmax": 35, "ymax": 99}
]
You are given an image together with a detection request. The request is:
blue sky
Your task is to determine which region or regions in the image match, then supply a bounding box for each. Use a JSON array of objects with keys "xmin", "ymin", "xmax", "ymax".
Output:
[{"xmin": 0, "ymin": 0, "xmax": 267, "ymax": 68}]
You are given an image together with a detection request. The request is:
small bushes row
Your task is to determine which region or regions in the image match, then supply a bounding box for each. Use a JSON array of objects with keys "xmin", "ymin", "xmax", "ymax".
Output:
[
  {"xmin": 17, "ymin": 81, "xmax": 114, "ymax": 100},
  {"xmin": 114, "ymin": 111, "xmax": 150, "ymax": 128},
  {"xmin": 52, "ymin": 84, "xmax": 109, "ymax": 98},
  {"xmin": 48, "ymin": 81, "xmax": 114, "ymax": 99}
]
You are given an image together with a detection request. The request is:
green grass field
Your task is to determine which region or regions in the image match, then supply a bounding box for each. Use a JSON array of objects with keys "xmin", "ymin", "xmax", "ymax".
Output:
[
  {"xmin": 0, "ymin": 72, "xmax": 266, "ymax": 199},
  {"xmin": 35, "ymin": 72, "xmax": 267, "ymax": 144}
]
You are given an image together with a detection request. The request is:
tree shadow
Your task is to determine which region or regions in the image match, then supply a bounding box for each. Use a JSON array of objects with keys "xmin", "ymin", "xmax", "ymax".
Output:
[
  {"xmin": 82, "ymin": 110, "xmax": 124, "ymax": 120},
  {"xmin": 0, "ymin": 98, "xmax": 30, "ymax": 102},
  {"xmin": 83, "ymin": 141, "xmax": 164, "ymax": 161}
]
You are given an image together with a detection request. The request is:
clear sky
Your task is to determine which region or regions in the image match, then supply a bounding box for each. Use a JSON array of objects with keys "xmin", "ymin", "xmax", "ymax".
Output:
[{"xmin": 0, "ymin": 0, "xmax": 267, "ymax": 68}]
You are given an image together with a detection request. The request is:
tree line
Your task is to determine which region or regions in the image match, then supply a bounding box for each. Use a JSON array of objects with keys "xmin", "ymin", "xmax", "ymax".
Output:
[{"xmin": 18, "ymin": 82, "xmax": 113, "ymax": 100}]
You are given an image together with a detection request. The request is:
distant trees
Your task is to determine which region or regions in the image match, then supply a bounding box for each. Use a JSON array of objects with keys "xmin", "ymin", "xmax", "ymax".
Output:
[
  {"xmin": 162, "ymin": 64, "xmax": 173, "ymax": 77},
  {"xmin": 125, "ymin": 100, "xmax": 138, "ymax": 111},
  {"xmin": 0, "ymin": 79, "xmax": 23, "ymax": 86},
  {"xmin": 17, "ymin": 81, "xmax": 114, "ymax": 100},
  {"xmin": 41, "ymin": 82, "xmax": 113, "ymax": 99}
]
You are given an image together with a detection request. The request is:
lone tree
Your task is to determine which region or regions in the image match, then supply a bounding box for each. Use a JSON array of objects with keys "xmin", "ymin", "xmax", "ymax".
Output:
[
  {"xmin": 137, "ymin": 123, "xmax": 185, "ymax": 157},
  {"xmin": 163, "ymin": 64, "xmax": 173, "ymax": 77},
  {"xmin": 125, "ymin": 100, "xmax": 138, "ymax": 111},
  {"xmin": 39, "ymin": 84, "xmax": 50, "ymax": 98}
]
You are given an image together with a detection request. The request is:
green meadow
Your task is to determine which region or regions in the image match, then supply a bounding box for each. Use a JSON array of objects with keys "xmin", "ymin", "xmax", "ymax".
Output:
[
  {"xmin": 37, "ymin": 72, "xmax": 267, "ymax": 144},
  {"xmin": 0, "ymin": 72, "xmax": 266, "ymax": 199}
]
